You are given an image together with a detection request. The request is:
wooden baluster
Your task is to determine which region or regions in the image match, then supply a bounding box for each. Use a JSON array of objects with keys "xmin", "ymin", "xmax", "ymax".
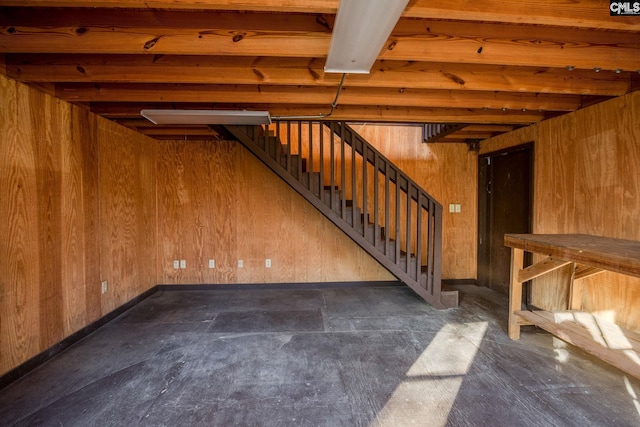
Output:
[
  {"xmin": 297, "ymin": 121, "xmax": 302, "ymax": 182},
  {"xmin": 286, "ymin": 121, "xmax": 291, "ymax": 173},
  {"xmin": 308, "ymin": 121, "xmax": 313, "ymax": 191},
  {"xmin": 416, "ymin": 194, "xmax": 423, "ymax": 285},
  {"xmin": 362, "ymin": 144, "xmax": 368, "ymax": 238},
  {"xmin": 384, "ymin": 162, "xmax": 390, "ymax": 256},
  {"xmin": 427, "ymin": 200, "xmax": 435, "ymax": 293},
  {"xmin": 395, "ymin": 171, "xmax": 401, "ymax": 265},
  {"xmin": 374, "ymin": 153, "xmax": 379, "ymax": 248},
  {"xmin": 319, "ymin": 122, "xmax": 324, "ymax": 203},
  {"xmin": 351, "ymin": 128, "xmax": 357, "ymax": 229},
  {"xmin": 406, "ymin": 181, "xmax": 412, "ymax": 276},
  {"xmin": 340, "ymin": 123, "xmax": 346, "ymax": 221}
]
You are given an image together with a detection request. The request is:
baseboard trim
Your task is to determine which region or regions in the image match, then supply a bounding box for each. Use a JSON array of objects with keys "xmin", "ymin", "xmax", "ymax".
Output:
[
  {"xmin": 442, "ymin": 279, "xmax": 477, "ymax": 286},
  {"xmin": 157, "ymin": 281, "xmax": 403, "ymax": 291},
  {"xmin": 0, "ymin": 286, "xmax": 158, "ymax": 391}
]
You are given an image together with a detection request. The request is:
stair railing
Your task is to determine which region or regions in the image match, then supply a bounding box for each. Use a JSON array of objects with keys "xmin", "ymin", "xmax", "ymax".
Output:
[{"xmin": 224, "ymin": 121, "xmax": 456, "ymax": 309}]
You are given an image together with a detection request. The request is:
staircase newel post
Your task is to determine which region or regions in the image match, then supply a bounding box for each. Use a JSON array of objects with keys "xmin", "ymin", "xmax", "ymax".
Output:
[
  {"xmin": 319, "ymin": 122, "xmax": 324, "ymax": 204},
  {"xmin": 432, "ymin": 202, "xmax": 443, "ymax": 299}
]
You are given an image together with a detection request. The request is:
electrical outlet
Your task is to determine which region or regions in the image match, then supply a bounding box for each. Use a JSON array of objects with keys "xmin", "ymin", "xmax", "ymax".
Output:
[
  {"xmin": 449, "ymin": 204, "xmax": 455, "ymax": 213},
  {"xmin": 265, "ymin": 259, "xmax": 271, "ymax": 268},
  {"xmin": 180, "ymin": 260, "xmax": 186, "ymax": 269},
  {"xmin": 455, "ymin": 204, "xmax": 461, "ymax": 213},
  {"xmin": 209, "ymin": 259, "xmax": 215, "ymax": 269},
  {"xmin": 238, "ymin": 259, "xmax": 244, "ymax": 268},
  {"xmin": 173, "ymin": 260, "xmax": 180, "ymax": 269},
  {"xmin": 101, "ymin": 280, "xmax": 108, "ymax": 294}
]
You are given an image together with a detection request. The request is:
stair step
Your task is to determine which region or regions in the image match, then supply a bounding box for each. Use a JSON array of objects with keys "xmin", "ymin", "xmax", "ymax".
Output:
[
  {"xmin": 280, "ymin": 155, "xmax": 307, "ymax": 178},
  {"xmin": 322, "ymin": 188, "xmax": 341, "ymax": 212},
  {"xmin": 259, "ymin": 135, "xmax": 280, "ymax": 157},
  {"xmin": 301, "ymin": 172, "xmax": 321, "ymax": 196}
]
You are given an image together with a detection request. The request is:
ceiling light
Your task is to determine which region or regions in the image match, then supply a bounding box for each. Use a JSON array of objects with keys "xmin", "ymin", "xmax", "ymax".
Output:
[
  {"xmin": 141, "ymin": 109, "xmax": 271, "ymax": 125},
  {"xmin": 324, "ymin": 0, "xmax": 410, "ymax": 74}
]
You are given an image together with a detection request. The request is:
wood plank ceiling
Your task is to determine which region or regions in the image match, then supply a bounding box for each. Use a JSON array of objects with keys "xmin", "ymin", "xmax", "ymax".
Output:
[{"xmin": 1, "ymin": 0, "xmax": 639, "ymax": 144}]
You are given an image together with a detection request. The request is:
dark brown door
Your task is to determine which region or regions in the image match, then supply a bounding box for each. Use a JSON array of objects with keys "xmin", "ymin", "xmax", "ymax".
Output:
[{"xmin": 478, "ymin": 144, "xmax": 532, "ymax": 295}]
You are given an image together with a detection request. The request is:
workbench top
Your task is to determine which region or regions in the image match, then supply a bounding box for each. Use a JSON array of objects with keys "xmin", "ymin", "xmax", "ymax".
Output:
[{"xmin": 504, "ymin": 233, "xmax": 640, "ymax": 278}]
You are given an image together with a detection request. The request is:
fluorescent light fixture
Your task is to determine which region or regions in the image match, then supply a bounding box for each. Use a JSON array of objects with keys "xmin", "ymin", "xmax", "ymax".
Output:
[
  {"xmin": 140, "ymin": 109, "xmax": 271, "ymax": 125},
  {"xmin": 324, "ymin": 0, "xmax": 409, "ymax": 74}
]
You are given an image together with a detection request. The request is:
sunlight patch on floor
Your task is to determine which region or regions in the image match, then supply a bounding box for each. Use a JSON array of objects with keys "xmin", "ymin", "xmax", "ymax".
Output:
[
  {"xmin": 371, "ymin": 322, "xmax": 488, "ymax": 427},
  {"xmin": 624, "ymin": 376, "xmax": 640, "ymax": 416}
]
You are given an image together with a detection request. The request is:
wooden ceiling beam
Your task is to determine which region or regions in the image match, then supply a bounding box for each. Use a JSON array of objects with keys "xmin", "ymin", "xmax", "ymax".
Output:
[
  {"xmin": 2, "ymin": 10, "xmax": 639, "ymax": 70},
  {"xmin": 2, "ymin": 1, "xmax": 638, "ymax": 31},
  {"xmin": 461, "ymin": 125, "xmax": 517, "ymax": 133},
  {"xmin": 55, "ymin": 83, "xmax": 586, "ymax": 111},
  {"xmin": 90, "ymin": 103, "xmax": 545, "ymax": 124},
  {"xmin": 6, "ymin": 55, "xmax": 632, "ymax": 96}
]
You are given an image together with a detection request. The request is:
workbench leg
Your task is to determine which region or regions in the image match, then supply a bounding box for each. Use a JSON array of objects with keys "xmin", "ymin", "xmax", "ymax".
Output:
[
  {"xmin": 568, "ymin": 263, "xmax": 581, "ymax": 310},
  {"xmin": 508, "ymin": 248, "xmax": 524, "ymax": 340}
]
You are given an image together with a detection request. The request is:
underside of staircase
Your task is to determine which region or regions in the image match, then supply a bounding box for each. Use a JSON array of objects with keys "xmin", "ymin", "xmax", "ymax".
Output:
[{"xmin": 221, "ymin": 122, "xmax": 458, "ymax": 309}]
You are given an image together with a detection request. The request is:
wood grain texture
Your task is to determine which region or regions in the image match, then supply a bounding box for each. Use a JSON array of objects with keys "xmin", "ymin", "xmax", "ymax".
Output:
[
  {"xmin": 156, "ymin": 138, "xmax": 393, "ymax": 285},
  {"xmin": 0, "ymin": 75, "xmax": 41, "ymax": 376},
  {"xmin": 98, "ymin": 117, "xmax": 157, "ymax": 314},
  {"xmin": 482, "ymin": 91, "xmax": 640, "ymax": 332},
  {"xmin": 9, "ymin": 55, "xmax": 631, "ymax": 97},
  {"xmin": 0, "ymin": 73, "xmax": 156, "ymax": 375},
  {"xmin": 71, "ymin": 106, "xmax": 101, "ymax": 325},
  {"xmin": 2, "ymin": 10, "xmax": 638, "ymax": 70},
  {"xmin": 5, "ymin": 0, "xmax": 636, "ymax": 31},
  {"xmin": 505, "ymin": 234, "xmax": 640, "ymax": 278}
]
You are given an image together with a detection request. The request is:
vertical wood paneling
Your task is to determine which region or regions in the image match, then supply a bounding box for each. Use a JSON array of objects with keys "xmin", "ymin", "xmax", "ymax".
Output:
[
  {"xmin": 157, "ymin": 140, "xmax": 239, "ymax": 284},
  {"xmin": 0, "ymin": 76, "xmax": 41, "ymax": 375},
  {"xmin": 481, "ymin": 91, "xmax": 640, "ymax": 332},
  {"xmin": 156, "ymin": 138, "xmax": 394, "ymax": 285},
  {"xmin": 98, "ymin": 120, "xmax": 156, "ymax": 314},
  {"xmin": 30, "ymin": 89, "xmax": 65, "ymax": 349},
  {"xmin": 156, "ymin": 140, "xmax": 184, "ymax": 283},
  {"xmin": 72, "ymin": 106, "xmax": 101, "ymax": 325},
  {"xmin": 0, "ymin": 74, "xmax": 156, "ymax": 375}
]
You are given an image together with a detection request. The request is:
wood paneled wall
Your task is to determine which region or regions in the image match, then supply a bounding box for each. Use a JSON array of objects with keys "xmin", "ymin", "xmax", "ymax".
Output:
[
  {"xmin": 156, "ymin": 139, "xmax": 394, "ymax": 284},
  {"xmin": 481, "ymin": 91, "xmax": 640, "ymax": 332},
  {"xmin": 0, "ymin": 74, "xmax": 156, "ymax": 375},
  {"xmin": 98, "ymin": 120, "xmax": 157, "ymax": 314}
]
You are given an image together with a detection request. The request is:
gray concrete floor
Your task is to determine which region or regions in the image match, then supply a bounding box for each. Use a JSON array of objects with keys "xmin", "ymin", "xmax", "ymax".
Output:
[{"xmin": 1, "ymin": 284, "xmax": 639, "ymax": 426}]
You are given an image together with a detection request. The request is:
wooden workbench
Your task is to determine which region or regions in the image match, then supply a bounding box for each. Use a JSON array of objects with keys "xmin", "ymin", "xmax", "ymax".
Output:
[{"xmin": 505, "ymin": 233, "xmax": 640, "ymax": 379}]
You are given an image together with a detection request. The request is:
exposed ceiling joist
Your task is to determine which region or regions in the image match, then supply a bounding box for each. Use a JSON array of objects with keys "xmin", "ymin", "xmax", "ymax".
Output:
[
  {"xmin": 2, "ymin": 0, "xmax": 638, "ymax": 31},
  {"xmin": 2, "ymin": 9, "xmax": 639, "ymax": 71},
  {"xmin": 1, "ymin": 2, "xmax": 638, "ymax": 142}
]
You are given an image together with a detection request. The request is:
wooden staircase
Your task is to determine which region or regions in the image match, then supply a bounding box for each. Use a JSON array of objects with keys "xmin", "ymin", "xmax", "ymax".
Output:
[{"xmin": 222, "ymin": 121, "xmax": 458, "ymax": 309}]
